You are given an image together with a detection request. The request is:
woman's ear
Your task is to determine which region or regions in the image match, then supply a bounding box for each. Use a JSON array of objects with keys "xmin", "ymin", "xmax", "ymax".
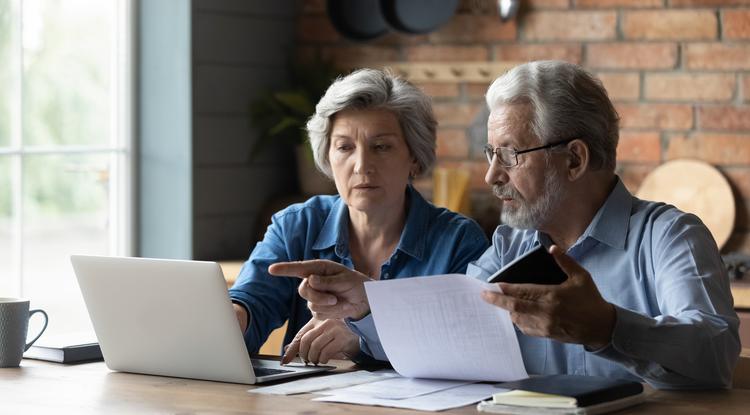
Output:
[
  {"xmin": 410, "ymin": 158, "xmax": 420, "ymax": 179},
  {"xmin": 566, "ymin": 139, "xmax": 589, "ymax": 180}
]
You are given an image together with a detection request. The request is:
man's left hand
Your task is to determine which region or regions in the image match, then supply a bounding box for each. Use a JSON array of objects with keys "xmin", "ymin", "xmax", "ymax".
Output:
[{"xmin": 481, "ymin": 245, "xmax": 616, "ymax": 349}]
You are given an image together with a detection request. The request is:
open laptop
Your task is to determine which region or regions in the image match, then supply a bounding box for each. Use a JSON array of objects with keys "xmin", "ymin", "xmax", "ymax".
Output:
[{"xmin": 70, "ymin": 255, "xmax": 334, "ymax": 384}]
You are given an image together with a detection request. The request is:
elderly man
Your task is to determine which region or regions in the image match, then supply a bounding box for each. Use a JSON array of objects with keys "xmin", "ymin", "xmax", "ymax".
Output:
[{"xmin": 272, "ymin": 61, "xmax": 740, "ymax": 389}]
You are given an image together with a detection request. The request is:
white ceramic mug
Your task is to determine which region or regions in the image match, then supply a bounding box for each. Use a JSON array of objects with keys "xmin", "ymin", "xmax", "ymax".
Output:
[{"xmin": 0, "ymin": 298, "xmax": 48, "ymax": 367}]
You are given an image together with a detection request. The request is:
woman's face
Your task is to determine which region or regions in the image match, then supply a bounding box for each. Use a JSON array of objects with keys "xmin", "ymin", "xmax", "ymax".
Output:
[{"xmin": 328, "ymin": 108, "xmax": 417, "ymax": 215}]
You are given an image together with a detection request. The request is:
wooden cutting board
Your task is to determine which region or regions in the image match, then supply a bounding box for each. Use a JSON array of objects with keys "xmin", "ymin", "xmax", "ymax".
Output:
[{"xmin": 635, "ymin": 159, "xmax": 735, "ymax": 249}]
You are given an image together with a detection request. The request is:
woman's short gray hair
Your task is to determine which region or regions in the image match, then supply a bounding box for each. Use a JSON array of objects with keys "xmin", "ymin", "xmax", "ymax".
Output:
[
  {"xmin": 306, "ymin": 68, "xmax": 437, "ymax": 179},
  {"xmin": 486, "ymin": 60, "xmax": 620, "ymax": 171}
]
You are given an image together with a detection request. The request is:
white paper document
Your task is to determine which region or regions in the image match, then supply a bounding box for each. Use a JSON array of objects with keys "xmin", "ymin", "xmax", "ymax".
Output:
[
  {"xmin": 364, "ymin": 274, "xmax": 528, "ymax": 382},
  {"xmin": 316, "ymin": 376, "xmax": 473, "ymax": 399},
  {"xmin": 314, "ymin": 382, "xmax": 499, "ymax": 412},
  {"xmin": 249, "ymin": 370, "xmax": 399, "ymax": 395}
]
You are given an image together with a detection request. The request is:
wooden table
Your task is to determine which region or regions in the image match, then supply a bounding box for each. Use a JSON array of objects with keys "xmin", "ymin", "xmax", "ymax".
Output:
[{"xmin": 3, "ymin": 359, "xmax": 750, "ymax": 414}]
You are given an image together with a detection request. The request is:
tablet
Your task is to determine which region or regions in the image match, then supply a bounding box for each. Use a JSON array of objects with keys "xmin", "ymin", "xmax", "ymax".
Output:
[{"xmin": 487, "ymin": 245, "xmax": 568, "ymax": 285}]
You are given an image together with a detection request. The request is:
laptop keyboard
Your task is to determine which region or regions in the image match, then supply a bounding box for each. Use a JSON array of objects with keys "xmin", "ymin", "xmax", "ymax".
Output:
[{"xmin": 253, "ymin": 366, "xmax": 295, "ymax": 377}]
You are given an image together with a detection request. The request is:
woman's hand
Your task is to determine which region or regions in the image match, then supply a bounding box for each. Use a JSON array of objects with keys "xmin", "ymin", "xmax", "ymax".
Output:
[
  {"xmin": 281, "ymin": 318, "xmax": 360, "ymax": 365},
  {"xmin": 232, "ymin": 303, "xmax": 249, "ymax": 333},
  {"xmin": 269, "ymin": 259, "xmax": 373, "ymax": 320}
]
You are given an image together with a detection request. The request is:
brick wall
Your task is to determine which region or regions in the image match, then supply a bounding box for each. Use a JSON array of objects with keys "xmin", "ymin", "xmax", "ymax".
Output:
[{"xmin": 296, "ymin": 0, "xmax": 750, "ymax": 255}]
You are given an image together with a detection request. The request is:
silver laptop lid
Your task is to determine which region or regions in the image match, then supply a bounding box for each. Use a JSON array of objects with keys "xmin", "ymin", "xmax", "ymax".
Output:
[{"xmin": 71, "ymin": 255, "xmax": 255, "ymax": 384}]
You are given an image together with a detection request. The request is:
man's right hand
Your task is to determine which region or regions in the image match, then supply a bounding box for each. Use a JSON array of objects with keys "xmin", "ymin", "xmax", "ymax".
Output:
[
  {"xmin": 232, "ymin": 303, "xmax": 249, "ymax": 333},
  {"xmin": 269, "ymin": 260, "xmax": 372, "ymax": 320}
]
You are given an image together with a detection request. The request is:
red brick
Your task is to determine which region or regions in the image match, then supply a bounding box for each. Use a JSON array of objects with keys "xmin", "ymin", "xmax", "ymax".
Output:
[
  {"xmin": 686, "ymin": 43, "xmax": 750, "ymax": 70},
  {"xmin": 433, "ymin": 102, "xmax": 483, "ymax": 127},
  {"xmin": 406, "ymin": 45, "xmax": 488, "ymax": 62},
  {"xmin": 617, "ymin": 131, "xmax": 662, "ymax": 163},
  {"xmin": 588, "ymin": 43, "xmax": 678, "ymax": 69},
  {"xmin": 492, "ymin": 43, "xmax": 582, "ymax": 64},
  {"xmin": 576, "ymin": 0, "xmax": 663, "ymax": 7},
  {"xmin": 320, "ymin": 46, "xmax": 400, "ymax": 66},
  {"xmin": 415, "ymin": 82, "xmax": 460, "ymax": 99},
  {"xmin": 466, "ymin": 82, "xmax": 492, "ymax": 100},
  {"xmin": 526, "ymin": 0, "xmax": 571, "ymax": 8},
  {"xmin": 670, "ymin": 0, "xmax": 750, "ymax": 6},
  {"xmin": 296, "ymin": 15, "xmax": 340, "ymax": 43},
  {"xmin": 522, "ymin": 11, "xmax": 617, "ymax": 41},
  {"xmin": 616, "ymin": 163, "xmax": 658, "ymax": 194},
  {"xmin": 622, "ymin": 10, "xmax": 717, "ymax": 40},
  {"xmin": 744, "ymin": 75, "xmax": 750, "ymax": 102},
  {"xmin": 372, "ymin": 32, "xmax": 429, "ymax": 46},
  {"xmin": 436, "ymin": 128, "xmax": 469, "ymax": 159},
  {"xmin": 723, "ymin": 10, "xmax": 750, "ymax": 40},
  {"xmin": 645, "ymin": 73, "xmax": 735, "ymax": 102},
  {"xmin": 699, "ymin": 106, "xmax": 750, "ymax": 131},
  {"xmin": 616, "ymin": 103, "xmax": 693, "ymax": 129},
  {"xmin": 428, "ymin": 15, "xmax": 517, "ymax": 43},
  {"xmin": 596, "ymin": 72, "xmax": 640, "ymax": 101},
  {"xmin": 665, "ymin": 133, "xmax": 750, "ymax": 165}
]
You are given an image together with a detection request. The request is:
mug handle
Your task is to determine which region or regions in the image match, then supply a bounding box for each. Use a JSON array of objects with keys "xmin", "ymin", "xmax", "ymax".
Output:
[{"xmin": 24, "ymin": 309, "xmax": 49, "ymax": 351}]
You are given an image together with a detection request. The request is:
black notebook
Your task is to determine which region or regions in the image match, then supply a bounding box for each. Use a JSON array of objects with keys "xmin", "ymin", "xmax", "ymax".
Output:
[
  {"xmin": 23, "ymin": 332, "xmax": 103, "ymax": 364},
  {"xmin": 489, "ymin": 375, "xmax": 644, "ymax": 409}
]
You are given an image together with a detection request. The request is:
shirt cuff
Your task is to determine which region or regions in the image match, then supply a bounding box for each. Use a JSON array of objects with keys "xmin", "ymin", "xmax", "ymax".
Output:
[
  {"xmin": 591, "ymin": 304, "xmax": 650, "ymax": 359},
  {"xmin": 230, "ymin": 299, "xmax": 252, "ymax": 334},
  {"xmin": 345, "ymin": 314, "xmax": 388, "ymax": 361}
]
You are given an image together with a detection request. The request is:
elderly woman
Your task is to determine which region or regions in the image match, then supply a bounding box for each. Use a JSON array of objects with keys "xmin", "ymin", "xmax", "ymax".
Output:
[{"xmin": 229, "ymin": 68, "xmax": 488, "ymax": 365}]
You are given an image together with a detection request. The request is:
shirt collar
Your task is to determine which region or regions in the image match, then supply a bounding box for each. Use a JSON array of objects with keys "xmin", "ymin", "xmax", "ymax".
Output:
[
  {"xmin": 312, "ymin": 195, "xmax": 349, "ymax": 256},
  {"xmin": 534, "ymin": 177, "xmax": 632, "ymax": 251},
  {"xmin": 581, "ymin": 176, "xmax": 632, "ymax": 250},
  {"xmin": 312, "ymin": 185, "xmax": 430, "ymax": 261},
  {"xmin": 395, "ymin": 185, "xmax": 430, "ymax": 261}
]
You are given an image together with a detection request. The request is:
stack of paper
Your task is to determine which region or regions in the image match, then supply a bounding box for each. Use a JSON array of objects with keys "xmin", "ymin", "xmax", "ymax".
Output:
[
  {"xmin": 250, "ymin": 274, "xmax": 531, "ymax": 411},
  {"xmin": 313, "ymin": 377, "xmax": 499, "ymax": 412}
]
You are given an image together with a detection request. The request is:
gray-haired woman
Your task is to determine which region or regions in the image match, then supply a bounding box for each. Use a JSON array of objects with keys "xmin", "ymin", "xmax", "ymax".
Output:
[{"xmin": 229, "ymin": 69, "xmax": 488, "ymax": 365}]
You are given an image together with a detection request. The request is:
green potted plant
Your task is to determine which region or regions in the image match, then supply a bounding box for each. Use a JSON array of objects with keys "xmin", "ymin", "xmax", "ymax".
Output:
[{"xmin": 249, "ymin": 60, "xmax": 342, "ymax": 195}]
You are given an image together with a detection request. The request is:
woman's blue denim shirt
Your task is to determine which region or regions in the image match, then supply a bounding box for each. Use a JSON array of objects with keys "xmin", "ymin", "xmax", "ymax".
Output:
[{"xmin": 229, "ymin": 185, "xmax": 488, "ymax": 360}]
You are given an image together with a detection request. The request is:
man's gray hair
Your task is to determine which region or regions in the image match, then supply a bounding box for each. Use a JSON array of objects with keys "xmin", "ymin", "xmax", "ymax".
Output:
[
  {"xmin": 307, "ymin": 68, "xmax": 437, "ymax": 179},
  {"xmin": 486, "ymin": 60, "xmax": 620, "ymax": 171}
]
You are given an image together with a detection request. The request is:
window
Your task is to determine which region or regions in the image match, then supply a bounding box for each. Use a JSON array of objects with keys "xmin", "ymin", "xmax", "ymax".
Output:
[{"xmin": 0, "ymin": 0, "xmax": 133, "ymax": 335}]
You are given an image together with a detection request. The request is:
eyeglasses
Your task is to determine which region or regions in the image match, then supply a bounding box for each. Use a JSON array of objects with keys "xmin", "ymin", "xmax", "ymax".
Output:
[{"xmin": 483, "ymin": 138, "xmax": 576, "ymax": 167}]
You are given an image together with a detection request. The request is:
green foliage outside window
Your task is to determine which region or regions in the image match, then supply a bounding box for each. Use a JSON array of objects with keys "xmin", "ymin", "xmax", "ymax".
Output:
[{"xmin": 0, "ymin": 0, "xmax": 111, "ymax": 218}]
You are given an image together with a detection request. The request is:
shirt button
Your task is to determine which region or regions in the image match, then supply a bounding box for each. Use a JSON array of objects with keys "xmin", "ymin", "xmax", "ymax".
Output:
[{"xmin": 382, "ymin": 272, "xmax": 390, "ymax": 279}]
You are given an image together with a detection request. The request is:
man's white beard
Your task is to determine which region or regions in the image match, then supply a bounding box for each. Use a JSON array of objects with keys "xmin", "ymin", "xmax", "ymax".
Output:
[{"xmin": 495, "ymin": 165, "xmax": 564, "ymax": 230}]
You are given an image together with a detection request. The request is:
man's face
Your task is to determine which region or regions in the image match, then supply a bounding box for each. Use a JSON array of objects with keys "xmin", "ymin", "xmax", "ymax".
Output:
[{"xmin": 485, "ymin": 104, "xmax": 565, "ymax": 230}]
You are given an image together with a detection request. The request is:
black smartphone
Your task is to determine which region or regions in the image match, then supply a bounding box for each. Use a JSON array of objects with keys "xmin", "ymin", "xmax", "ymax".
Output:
[{"xmin": 487, "ymin": 244, "xmax": 568, "ymax": 284}]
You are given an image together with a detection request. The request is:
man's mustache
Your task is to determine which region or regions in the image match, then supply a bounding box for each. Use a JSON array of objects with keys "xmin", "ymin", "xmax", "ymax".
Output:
[{"xmin": 492, "ymin": 185, "xmax": 520, "ymax": 199}]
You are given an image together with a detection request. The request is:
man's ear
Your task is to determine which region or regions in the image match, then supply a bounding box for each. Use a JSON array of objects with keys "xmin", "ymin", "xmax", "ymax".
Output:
[{"xmin": 566, "ymin": 139, "xmax": 589, "ymax": 180}]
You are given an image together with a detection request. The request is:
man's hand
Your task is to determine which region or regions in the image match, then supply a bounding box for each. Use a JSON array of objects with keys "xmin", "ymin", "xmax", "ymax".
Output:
[
  {"xmin": 481, "ymin": 245, "xmax": 616, "ymax": 349},
  {"xmin": 281, "ymin": 318, "xmax": 360, "ymax": 365},
  {"xmin": 269, "ymin": 260, "xmax": 372, "ymax": 320}
]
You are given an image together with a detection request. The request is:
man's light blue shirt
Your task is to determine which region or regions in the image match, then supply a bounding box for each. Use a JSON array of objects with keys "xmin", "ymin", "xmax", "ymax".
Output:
[
  {"xmin": 467, "ymin": 178, "xmax": 740, "ymax": 389},
  {"xmin": 228, "ymin": 185, "xmax": 488, "ymax": 357}
]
